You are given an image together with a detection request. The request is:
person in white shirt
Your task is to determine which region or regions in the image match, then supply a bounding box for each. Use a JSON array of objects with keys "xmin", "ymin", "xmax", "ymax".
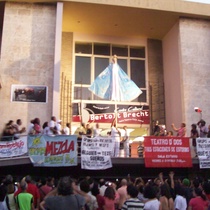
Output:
[
  {"xmin": 122, "ymin": 126, "xmax": 130, "ymax": 157},
  {"xmin": 99, "ymin": 179, "xmax": 107, "ymax": 196},
  {"xmin": 143, "ymin": 184, "xmax": 161, "ymax": 210},
  {"xmin": 63, "ymin": 123, "xmax": 70, "ymax": 135},
  {"xmin": 56, "ymin": 120, "xmax": 63, "ymax": 135},
  {"xmin": 93, "ymin": 123, "xmax": 100, "ymax": 137},
  {"xmin": 174, "ymin": 185, "xmax": 187, "ymax": 210},
  {"xmin": 48, "ymin": 116, "xmax": 57, "ymax": 135},
  {"xmin": 42, "ymin": 121, "xmax": 50, "ymax": 135},
  {"xmin": 28, "ymin": 119, "xmax": 35, "ymax": 135},
  {"xmin": 111, "ymin": 117, "xmax": 121, "ymax": 157}
]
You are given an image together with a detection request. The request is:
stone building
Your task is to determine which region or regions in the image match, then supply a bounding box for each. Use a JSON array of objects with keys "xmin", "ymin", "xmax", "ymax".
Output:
[{"xmin": 0, "ymin": 0, "xmax": 210, "ymax": 137}]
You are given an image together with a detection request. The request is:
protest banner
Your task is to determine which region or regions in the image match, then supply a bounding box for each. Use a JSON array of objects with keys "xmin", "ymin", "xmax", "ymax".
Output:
[
  {"xmin": 28, "ymin": 135, "xmax": 77, "ymax": 167},
  {"xmin": 81, "ymin": 136, "xmax": 114, "ymax": 170},
  {"xmin": 144, "ymin": 136, "xmax": 192, "ymax": 168},
  {"xmin": 0, "ymin": 136, "xmax": 28, "ymax": 158},
  {"xmin": 196, "ymin": 138, "xmax": 210, "ymax": 169}
]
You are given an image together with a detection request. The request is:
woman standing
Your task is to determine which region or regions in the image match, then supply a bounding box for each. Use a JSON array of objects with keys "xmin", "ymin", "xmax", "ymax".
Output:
[
  {"xmin": 42, "ymin": 122, "xmax": 50, "ymax": 135},
  {"xmin": 159, "ymin": 183, "xmax": 174, "ymax": 210},
  {"xmin": 33, "ymin": 118, "xmax": 41, "ymax": 134},
  {"xmin": 171, "ymin": 123, "xmax": 186, "ymax": 137},
  {"xmin": 103, "ymin": 186, "xmax": 116, "ymax": 210}
]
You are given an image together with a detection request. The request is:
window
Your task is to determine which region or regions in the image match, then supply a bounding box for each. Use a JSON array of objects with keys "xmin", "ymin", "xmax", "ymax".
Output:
[
  {"xmin": 74, "ymin": 42, "xmax": 147, "ymax": 103},
  {"xmin": 75, "ymin": 56, "xmax": 91, "ymax": 84},
  {"xmin": 112, "ymin": 45, "xmax": 128, "ymax": 57},
  {"xmin": 94, "ymin": 57, "xmax": 109, "ymax": 79},
  {"xmin": 94, "ymin": 43, "xmax": 110, "ymax": 55}
]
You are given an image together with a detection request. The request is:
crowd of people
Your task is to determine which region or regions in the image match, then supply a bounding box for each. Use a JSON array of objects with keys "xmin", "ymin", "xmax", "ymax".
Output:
[
  {"xmin": 1, "ymin": 171, "xmax": 210, "ymax": 210},
  {"xmin": 152, "ymin": 119, "xmax": 210, "ymax": 139},
  {"xmin": 0, "ymin": 116, "xmax": 131, "ymax": 158},
  {"xmin": 1, "ymin": 116, "xmax": 210, "ymax": 159},
  {"xmin": 151, "ymin": 119, "xmax": 210, "ymax": 157},
  {"xmin": 0, "ymin": 117, "xmax": 71, "ymax": 141}
]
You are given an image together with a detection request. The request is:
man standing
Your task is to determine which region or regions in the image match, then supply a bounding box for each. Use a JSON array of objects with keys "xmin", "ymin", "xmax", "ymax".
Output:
[
  {"xmin": 93, "ymin": 123, "xmax": 100, "ymax": 137},
  {"xmin": 86, "ymin": 123, "xmax": 92, "ymax": 138},
  {"xmin": 48, "ymin": 116, "xmax": 57, "ymax": 135},
  {"xmin": 197, "ymin": 119, "xmax": 208, "ymax": 137},
  {"xmin": 40, "ymin": 176, "xmax": 86, "ymax": 210},
  {"xmin": 39, "ymin": 177, "xmax": 54, "ymax": 202},
  {"xmin": 117, "ymin": 179, "xmax": 128, "ymax": 210},
  {"xmin": 13, "ymin": 119, "xmax": 26, "ymax": 139},
  {"xmin": 122, "ymin": 126, "xmax": 130, "ymax": 158},
  {"xmin": 15, "ymin": 175, "xmax": 40, "ymax": 209},
  {"xmin": 121, "ymin": 185, "xmax": 144, "ymax": 210},
  {"xmin": 15, "ymin": 180, "xmax": 34, "ymax": 210},
  {"xmin": 56, "ymin": 120, "xmax": 63, "ymax": 135}
]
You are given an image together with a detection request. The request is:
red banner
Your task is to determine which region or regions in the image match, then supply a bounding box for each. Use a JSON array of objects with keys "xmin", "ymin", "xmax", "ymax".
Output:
[
  {"xmin": 144, "ymin": 136, "xmax": 192, "ymax": 168},
  {"xmin": 73, "ymin": 110, "xmax": 149, "ymax": 124}
]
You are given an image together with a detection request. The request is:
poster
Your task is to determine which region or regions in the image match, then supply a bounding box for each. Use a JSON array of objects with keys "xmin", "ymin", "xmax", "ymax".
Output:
[
  {"xmin": 0, "ymin": 136, "xmax": 28, "ymax": 158},
  {"xmin": 11, "ymin": 85, "xmax": 48, "ymax": 103},
  {"xmin": 144, "ymin": 136, "xmax": 192, "ymax": 168},
  {"xmin": 196, "ymin": 138, "xmax": 210, "ymax": 168},
  {"xmin": 81, "ymin": 136, "xmax": 114, "ymax": 170},
  {"xmin": 28, "ymin": 135, "xmax": 77, "ymax": 167}
]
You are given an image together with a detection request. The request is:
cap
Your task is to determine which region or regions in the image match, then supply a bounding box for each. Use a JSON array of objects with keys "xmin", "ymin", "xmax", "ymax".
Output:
[{"xmin": 182, "ymin": 178, "xmax": 190, "ymax": 186}]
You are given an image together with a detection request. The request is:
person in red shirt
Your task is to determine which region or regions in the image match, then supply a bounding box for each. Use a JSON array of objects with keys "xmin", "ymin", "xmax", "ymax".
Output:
[
  {"xmin": 188, "ymin": 187, "xmax": 208, "ymax": 210},
  {"xmin": 39, "ymin": 177, "xmax": 54, "ymax": 202},
  {"xmin": 15, "ymin": 175, "xmax": 40, "ymax": 209},
  {"xmin": 103, "ymin": 186, "xmax": 115, "ymax": 210}
]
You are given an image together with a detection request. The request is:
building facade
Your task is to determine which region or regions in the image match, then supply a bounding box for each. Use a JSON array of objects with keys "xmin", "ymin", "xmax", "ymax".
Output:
[{"xmin": 0, "ymin": 0, "xmax": 210, "ymax": 138}]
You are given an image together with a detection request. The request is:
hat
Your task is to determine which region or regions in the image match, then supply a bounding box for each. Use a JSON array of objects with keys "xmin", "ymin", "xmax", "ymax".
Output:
[
  {"xmin": 57, "ymin": 120, "xmax": 62, "ymax": 123},
  {"xmin": 182, "ymin": 178, "xmax": 190, "ymax": 186}
]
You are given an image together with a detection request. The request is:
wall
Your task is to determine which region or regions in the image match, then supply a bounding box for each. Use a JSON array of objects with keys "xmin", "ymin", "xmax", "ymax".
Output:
[
  {"xmin": 0, "ymin": 2, "xmax": 56, "ymax": 131},
  {"xmin": 163, "ymin": 21, "xmax": 183, "ymax": 133},
  {"xmin": 147, "ymin": 39, "xmax": 165, "ymax": 129},
  {"xmin": 163, "ymin": 17, "xmax": 210, "ymax": 135},
  {"xmin": 179, "ymin": 18, "xmax": 210, "ymax": 129}
]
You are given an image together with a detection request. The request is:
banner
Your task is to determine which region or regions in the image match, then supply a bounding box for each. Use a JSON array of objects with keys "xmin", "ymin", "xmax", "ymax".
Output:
[
  {"xmin": 81, "ymin": 136, "xmax": 114, "ymax": 170},
  {"xmin": 28, "ymin": 135, "xmax": 77, "ymax": 167},
  {"xmin": 196, "ymin": 138, "xmax": 210, "ymax": 168},
  {"xmin": 0, "ymin": 136, "xmax": 28, "ymax": 157},
  {"xmin": 144, "ymin": 136, "xmax": 192, "ymax": 168},
  {"xmin": 72, "ymin": 103, "xmax": 149, "ymax": 125}
]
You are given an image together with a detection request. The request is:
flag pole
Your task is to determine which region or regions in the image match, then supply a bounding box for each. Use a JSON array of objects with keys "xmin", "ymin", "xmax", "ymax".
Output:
[
  {"xmin": 115, "ymin": 102, "xmax": 118, "ymax": 127},
  {"xmin": 112, "ymin": 55, "xmax": 118, "ymax": 127}
]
